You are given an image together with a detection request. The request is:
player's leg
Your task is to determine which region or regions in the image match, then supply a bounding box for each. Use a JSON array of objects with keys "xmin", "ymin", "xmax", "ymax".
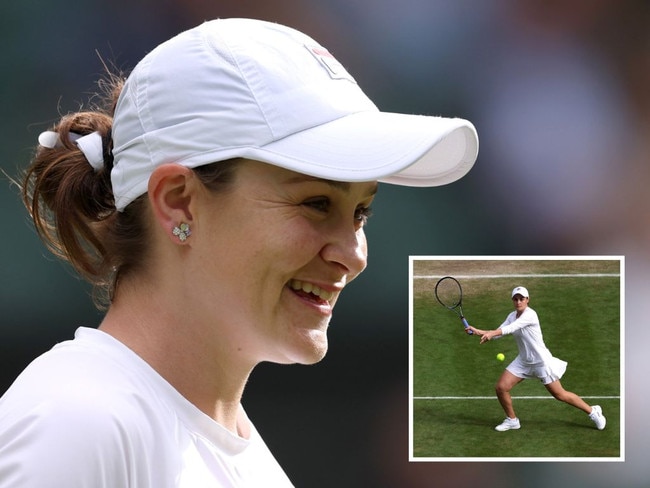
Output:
[
  {"xmin": 544, "ymin": 380, "xmax": 590, "ymax": 412},
  {"xmin": 544, "ymin": 380, "xmax": 606, "ymax": 429},
  {"xmin": 493, "ymin": 370, "xmax": 524, "ymax": 431},
  {"xmin": 495, "ymin": 369, "xmax": 523, "ymax": 418}
]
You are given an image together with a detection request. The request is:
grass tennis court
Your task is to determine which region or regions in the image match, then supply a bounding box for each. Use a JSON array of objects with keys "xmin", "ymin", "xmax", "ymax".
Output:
[{"xmin": 409, "ymin": 258, "xmax": 622, "ymax": 461}]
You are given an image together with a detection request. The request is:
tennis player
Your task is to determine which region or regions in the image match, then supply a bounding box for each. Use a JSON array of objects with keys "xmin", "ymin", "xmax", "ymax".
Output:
[
  {"xmin": 467, "ymin": 286, "xmax": 606, "ymax": 432},
  {"xmin": 0, "ymin": 18, "xmax": 478, "ymax": 486}
]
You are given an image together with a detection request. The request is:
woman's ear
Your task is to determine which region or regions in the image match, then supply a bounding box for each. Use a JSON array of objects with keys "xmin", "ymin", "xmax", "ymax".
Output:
[{"xmin": 147, "ymin": 164, "xmax": 197, "ymax": 243}]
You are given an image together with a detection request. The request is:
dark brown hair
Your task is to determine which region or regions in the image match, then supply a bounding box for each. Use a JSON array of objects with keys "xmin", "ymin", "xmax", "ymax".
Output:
[{"xmin": 22, "ymin": 73, "xmax": 239, "ymax": 308}]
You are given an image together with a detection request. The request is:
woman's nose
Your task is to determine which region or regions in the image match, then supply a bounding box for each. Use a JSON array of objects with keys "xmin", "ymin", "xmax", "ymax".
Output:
[{"xmin": 320, "ymin": 225, "xmax": 368, "ymax": 279}]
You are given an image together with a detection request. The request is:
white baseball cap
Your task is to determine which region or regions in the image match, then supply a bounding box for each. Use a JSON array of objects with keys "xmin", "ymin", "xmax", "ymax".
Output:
[
  {"xmin": 111, "ymin": 18, "xmax": 479, "ymax": 211},
  {"xmin": 511, "ymin": 286, "xmax": 529, "ymax": 298}
]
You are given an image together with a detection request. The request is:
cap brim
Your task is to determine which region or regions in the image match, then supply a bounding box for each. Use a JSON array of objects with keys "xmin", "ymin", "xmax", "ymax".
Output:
[{"xmin": 241, "ymin": 111, "xmax": 478, "ymax": 186}]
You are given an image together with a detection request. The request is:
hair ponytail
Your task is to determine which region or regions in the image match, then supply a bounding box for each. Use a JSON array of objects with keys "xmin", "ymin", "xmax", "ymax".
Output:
[
  {"xmin": 21, "ymin": 74, "xmax": 137, "ymax": 306},
  {"xmin": 21, "ymin": 72, "xmax": 239, "ymax": 308}
]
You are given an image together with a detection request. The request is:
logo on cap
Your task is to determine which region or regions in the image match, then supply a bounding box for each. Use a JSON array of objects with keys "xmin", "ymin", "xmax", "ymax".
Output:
[{"xmin": 305, "ymin": 44, "xmax": 356, "ymax": 83}]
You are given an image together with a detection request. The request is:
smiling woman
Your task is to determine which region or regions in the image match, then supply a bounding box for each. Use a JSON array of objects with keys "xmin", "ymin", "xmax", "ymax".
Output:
[{"xmin": 0, "ymin": 18, "xmax": 477, "ymax": 487}]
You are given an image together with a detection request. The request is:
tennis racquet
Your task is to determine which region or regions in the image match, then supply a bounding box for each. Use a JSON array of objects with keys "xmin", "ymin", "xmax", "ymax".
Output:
[{"xmin": 434, "ymin": 276, "xmax": 473, "ymax": 334}]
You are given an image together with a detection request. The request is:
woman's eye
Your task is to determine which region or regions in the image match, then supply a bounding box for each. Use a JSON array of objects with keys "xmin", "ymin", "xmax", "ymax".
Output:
[
  {"xmin": 302, "ymin": 198, "xmax": 372, "ymax": 226},
  {"xmin": 303, "ymin": 197, "xmax": 330, "ymax": 213},
  {"xmin": 355, "ymin": 206, "xmax": 373, "ymax": 225}
]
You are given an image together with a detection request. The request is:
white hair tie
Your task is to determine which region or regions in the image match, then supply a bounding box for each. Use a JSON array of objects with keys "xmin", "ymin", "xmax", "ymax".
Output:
[
  {"xmin": 75, "ymin": 132, "xmax": 105, "ymax": 171},
  {"xmin": 37, "ymin": 131, "xmax": 61, "ymax": 149},
  {"xmin": 38, "ymin": 130, "xmax": 105, "ymax": 172}
]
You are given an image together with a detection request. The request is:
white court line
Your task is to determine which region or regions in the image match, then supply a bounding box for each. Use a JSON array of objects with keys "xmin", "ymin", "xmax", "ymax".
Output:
[
  {"xmin": 414, "ymin": 395, "xmax": 620, "ymax": 400},
  {"xmin": 413, "ymin": 274, "xmax": 620, "ymax": 279}
]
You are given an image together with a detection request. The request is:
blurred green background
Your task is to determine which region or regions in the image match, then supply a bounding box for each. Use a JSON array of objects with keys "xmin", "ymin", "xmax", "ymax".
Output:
[{"xmin": 1, "ymin": 1, "xmax": 647, "ymax": 487}]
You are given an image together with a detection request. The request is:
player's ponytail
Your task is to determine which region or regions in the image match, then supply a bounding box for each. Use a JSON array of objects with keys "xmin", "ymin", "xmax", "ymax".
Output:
[
  {"xmin": 20, "ymin": 72, "xmax": 241, "ymax": 308},
  {"xmin": 21, "ymin": 74, "xmax": 149, "ymax": 306}
]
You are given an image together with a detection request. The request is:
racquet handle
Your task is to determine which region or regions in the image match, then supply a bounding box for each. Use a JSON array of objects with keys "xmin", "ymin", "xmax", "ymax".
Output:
[{"xmin": 461, "ymin": 317, "xmax": 473, "ymax": 335}]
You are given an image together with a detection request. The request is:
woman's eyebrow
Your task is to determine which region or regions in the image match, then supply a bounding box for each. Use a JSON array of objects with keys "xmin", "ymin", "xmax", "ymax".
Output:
[{"xmin": 285, "ymin": 175, "xmax": 378, "ymax": 196}]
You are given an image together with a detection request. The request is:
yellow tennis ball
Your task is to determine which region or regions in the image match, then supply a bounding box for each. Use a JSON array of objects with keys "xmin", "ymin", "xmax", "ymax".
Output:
[{"xmin": 496, "ymin": 353, "xmax": 505, "ymax": 361}]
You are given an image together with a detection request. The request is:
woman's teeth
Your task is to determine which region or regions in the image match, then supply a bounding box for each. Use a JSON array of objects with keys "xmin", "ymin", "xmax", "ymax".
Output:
[{"xmin": 289, "ymin": 280, "xmax": 334, "ymax": 301}]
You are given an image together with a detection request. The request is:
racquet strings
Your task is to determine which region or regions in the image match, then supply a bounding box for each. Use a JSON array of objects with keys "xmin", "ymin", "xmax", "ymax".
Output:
[{"xmin": 435, "ymin": 277, "xmax": 462, "ymax": 309}]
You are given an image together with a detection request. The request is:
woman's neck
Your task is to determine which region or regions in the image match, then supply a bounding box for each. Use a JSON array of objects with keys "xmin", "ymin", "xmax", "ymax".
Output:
[{"xmin": 99, "ymin": 284, "xmax": 255, "ymax": 436}]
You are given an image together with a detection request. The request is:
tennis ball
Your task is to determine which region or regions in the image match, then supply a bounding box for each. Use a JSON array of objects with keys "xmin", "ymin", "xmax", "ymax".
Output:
[{"xmin": 496, "ymin": 353, "xmax": 505, "ymax": 361}]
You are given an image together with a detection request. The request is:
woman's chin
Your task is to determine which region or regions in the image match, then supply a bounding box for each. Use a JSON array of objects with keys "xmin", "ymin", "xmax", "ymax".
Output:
[{"xmin": 277, "ymin": 329, "xmax": 329, "ymax": 365}]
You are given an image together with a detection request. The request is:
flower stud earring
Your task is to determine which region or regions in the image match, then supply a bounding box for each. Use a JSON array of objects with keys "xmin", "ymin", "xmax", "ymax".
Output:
[{"xmin": 172, "ymin": 222, "xmax": 191, "ymax": 242}]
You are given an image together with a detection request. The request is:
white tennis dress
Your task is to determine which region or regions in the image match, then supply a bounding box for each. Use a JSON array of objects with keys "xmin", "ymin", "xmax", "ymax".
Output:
[
  {"xmin": 497, "ymin": 306, "xmax": 567, "ymax": 385},
  {"xmin": 0, "ymin": 327, "xmax": 294, "ymax": 487}
]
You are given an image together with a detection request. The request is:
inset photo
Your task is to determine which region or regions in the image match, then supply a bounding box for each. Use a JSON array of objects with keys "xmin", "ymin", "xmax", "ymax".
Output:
[{"xmin": 409, "ymin": 256, "xmax": 623, "ymax": 462}]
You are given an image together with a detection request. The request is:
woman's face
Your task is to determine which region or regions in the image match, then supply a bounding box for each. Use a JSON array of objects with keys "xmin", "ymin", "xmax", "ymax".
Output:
[
  {"xmin": 512, "ymin": 295, "xmax": 529, "ymax": 314},
  {"xmin": 191, "ymin": 160, "xmax": 377, "ymax": 366}
]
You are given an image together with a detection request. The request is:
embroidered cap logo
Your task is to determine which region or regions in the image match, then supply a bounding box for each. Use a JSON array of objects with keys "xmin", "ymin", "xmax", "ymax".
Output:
[{"xmin": 305, "ymin": 44, "xmax": 356, "ymax": 83}]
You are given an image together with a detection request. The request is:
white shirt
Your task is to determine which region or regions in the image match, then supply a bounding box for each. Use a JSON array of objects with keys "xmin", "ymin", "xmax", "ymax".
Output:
[
  {"xmin": 0, "ymin": 328, "xmax": 294, "ymax": 487},
  {"xmin": 497, "ymin": 307, "xmax": 554, "ymax": 365}
]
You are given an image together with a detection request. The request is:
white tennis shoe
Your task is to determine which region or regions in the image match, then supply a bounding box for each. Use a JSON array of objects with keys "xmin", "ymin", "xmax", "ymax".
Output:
[
  {"xmin": 495, "ymin": 417, "xmax": 520, "ymax": 431},
  {"xmin": 589, "ymin": 405, "xmax": 606, "ymax": 430}
]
